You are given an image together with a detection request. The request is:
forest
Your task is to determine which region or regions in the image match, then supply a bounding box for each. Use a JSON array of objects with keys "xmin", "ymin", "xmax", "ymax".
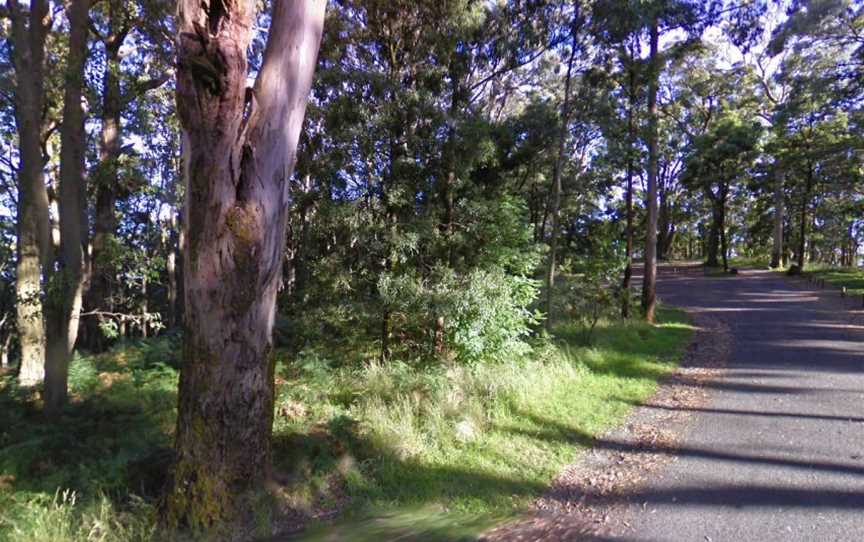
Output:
[{"xmin": 1, "ymin": 0, "xmax": 863, "ymax": 540}]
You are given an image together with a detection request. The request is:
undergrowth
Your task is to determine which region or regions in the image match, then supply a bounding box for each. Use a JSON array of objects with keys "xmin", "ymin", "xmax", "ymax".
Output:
[{"xmin": 0, "ymin": 309, "xmax": 693, "ymax": 541}]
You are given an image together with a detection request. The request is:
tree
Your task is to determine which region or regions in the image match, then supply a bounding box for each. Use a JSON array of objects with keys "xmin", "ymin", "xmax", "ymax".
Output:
[
  {"xmin": 83, "ymin": 0, "xmax": 171, "ymax": 351},
  {"xmin": 7, "ymin": 0, "xmax": 51, "ymax": 387},
  {"xmin": 43, "ymin": 0, "xmax": 91, "ymax": 416},
  {"xmin": 682, "ymin": 114, "xmax": 762, "ymax": 271},
  {"xmin": 619, "ymin": 38, "xmax": 641, "ymax": 317},
  {"xmin": 167, "ymin": 0, "xmax": 326, "ymax": 527},
  {"xmin": 546, "ymin": 12, "xmax": 581, "ymax": 331},
  {"xmin": 594, "ymin": 0, "xmax": 721, "ymax": 322},
  {"xmin": 771, "ymin": 164, "xmax": 785, "ymax": 267},
  {"xmin": 642, "ymin": 15, "xmax": 659, "ymax": 321}
]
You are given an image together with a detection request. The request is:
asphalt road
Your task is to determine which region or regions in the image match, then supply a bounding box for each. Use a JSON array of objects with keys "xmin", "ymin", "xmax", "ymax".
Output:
[{"xmin": 621, "ymin": 268, "xmax": 864, "ymax": 541}]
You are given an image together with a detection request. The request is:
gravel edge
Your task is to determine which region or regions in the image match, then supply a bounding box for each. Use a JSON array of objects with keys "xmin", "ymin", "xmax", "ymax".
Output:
[{"xmin": 480, "ymin": 309, "xmax": 732, "ymax": 542}]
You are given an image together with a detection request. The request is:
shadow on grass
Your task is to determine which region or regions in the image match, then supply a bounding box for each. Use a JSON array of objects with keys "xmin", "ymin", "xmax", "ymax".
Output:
[
  {"xmin": 270, "ymin": 425, "xmax": 544, "ymax": 542},
  {"xmin": 0, "ymin": 338, "xmax": 179, "ymax": 504},
  {"xmin": 807, "ymin": 267, "xmax": 864, "ymax": 295},
  {"xmin": 552, "ymin": 306, "xmax": 693, "ymax": 382}
]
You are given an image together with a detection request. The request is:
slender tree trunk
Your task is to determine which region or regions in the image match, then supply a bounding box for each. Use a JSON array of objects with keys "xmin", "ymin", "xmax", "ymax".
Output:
[
  {"xmin": 9, "ymin": 0, "xmax": 51, "ymax": 387},
  {"xmin": 167, "ymin": 229, "xmax": 178, "ymax": 327},
  {"xmin": 621, "ymin": 41, "xmax": 637, "ymax": 318},
  {"xmin": 770, "ymin": 167, "xmax": 784, "ymax": 268},
  {"xmin": 706, "ymin": 197, "xmax": 721, "ymax": 267},
  {"xmin": 434, "ymin": 57, "xmax": 466, "ymax": 354},
  {"xmin": 657, "ymin": 192, "xmax": 675, "ymax": 261},
  {"xmin": 85, "ymin": 27, "xmax": 123, "ymax": 352},
  {"xmin": 84, "ymin": 1, "xmax": 167, "ymax": 347},
  {"xmin": 545, "ymin": 30, "xmax": 578, "ymax": 331},
  {"xmin": 168, "ymin": 0, "xmax": 325, "ymax": 527},
  {"xmin": 43, "ymin": 0, "xmax": 90, "ymax": 417},
  {"xmin": 641, "ymin": 19, "xmax": 659, "ymax": 323},
  {"xmin": 140, "ymin": 276, "xmax": 148, "ymax": 338},
  {"xmin": 797, "ymin": 166, "xmax": 813, "ymax": 271},
  {"xmin": 380, "ymin": 139, "xmax": 397, "ymax": 363},
  {"xmin": 1, "ymin": 335, "xmax": 11, "ymax": 368},
  {"xmin": 720, "ymin": 186, "xmax": 729, "ymax": 272}
]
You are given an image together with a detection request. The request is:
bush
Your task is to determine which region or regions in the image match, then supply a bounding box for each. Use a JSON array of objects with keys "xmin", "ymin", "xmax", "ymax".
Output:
[
  {"xmin": 378, "ymin": 266, "xmax": 541, "ymax": 364},
  {"xmin": 437, "ymin": 268, "xmax": 540, "ymax": 363},
  {"xmin": 565, "ymin": 254, "xmax": 626, "ymax": 345}
]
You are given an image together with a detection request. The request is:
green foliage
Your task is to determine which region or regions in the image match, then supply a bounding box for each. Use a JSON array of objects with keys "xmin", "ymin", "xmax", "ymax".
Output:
[
  {"xmin": 565, "ymin": 254, "xmax": 627, "ymax": 345},
  {"xmin": 378, "ymin": 266, "xmax": 540, "ymax": 364},
  {"xmin": 0, "ymin": 490, "xmax": 156, "ymax": 542},
  {"xmin": 272, "ymin": 306, "xmax": 693, "ymax": 539},
  {"xmin": 441, "ymin": 269, "xmax": 540, "ymax": 363},
  {"xmin": 0, "ymin": 338, "xmax": 179, "ymax": 541}
]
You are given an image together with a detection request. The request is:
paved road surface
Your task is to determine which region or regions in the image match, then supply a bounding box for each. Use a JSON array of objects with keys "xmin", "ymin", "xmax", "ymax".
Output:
[{"xmin": 621, "ymin": 268, "xmax": 864, "ymax": 541}]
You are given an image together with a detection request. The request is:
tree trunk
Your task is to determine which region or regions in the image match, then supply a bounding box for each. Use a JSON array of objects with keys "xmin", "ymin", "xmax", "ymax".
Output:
[
  {"xmin": 621, "ymin": 40, "xmax": 637, "ymax": 319},
  {"xmin": 705, "ymin": 198, "xmax": 721, "ymax": 267},
  {"xmin": 545, "ymin": 28, "xmax": 578, "ymax": 331},
  {"xmin": 165, "ymin": 217, "xmax": 179, "ymax": 329},
  {"xmin": 797, "ymin": 166, "xmax": 813, "ymax": 271},
  {"xmin": 657, "ymin": 192, "xmax": 675, "ymax": 261},
  {"xmin": 434, "ymin": 55, "xmax": 467, "ymax": 354},
  {"xmin": 770, "ymin": 167, "xmax": 784, "ymax": 268},
  {"xmin": 15, "ymin": 223, "xmax": 46, "ymax": 386},
  {"xmin": 719, "ymin": 186, "xmax": 729, "ymax": 272},
  {"xmin": 85, "ymin": 0, "xmax": 168, "ymax": 348},
  {"xmin": 168, "ymin": 0, "xmax": 325, "ymax": 527},
  {"xmin": 641, "ymin": 19, "xmax": 659, "ymax": 323},
  {"xmin": 1, "ymin": 335, "xmax": 11, "ymax": 368},
  {"xmin": 140, "ymin": 276, "xmax": 148, "ymax": 338},
  {"xmin": 85, "ymin": 26, "xmax": 123, "ymax": 352},
  {"xmin": 9, "ymin": 0, "xmax": 52, "ymax": 387},
  {"xmin": 43, "ymin": 0, "xmax": 90, "ymax": 417}
]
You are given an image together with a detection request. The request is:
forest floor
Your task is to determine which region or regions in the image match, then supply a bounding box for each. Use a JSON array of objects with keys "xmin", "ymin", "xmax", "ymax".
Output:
[
  {"xmin": 484, "ymin": 264, "xmax": 864, "ymax": 541},
  {"xmin": 0, "ymin": 292, "xmax": 694, "ymax": 541}
]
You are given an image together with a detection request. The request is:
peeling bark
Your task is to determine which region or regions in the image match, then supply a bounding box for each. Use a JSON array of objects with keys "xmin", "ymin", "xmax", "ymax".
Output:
[{"xmin": 168, "ymin": 0, "xmax": 326, "ymax": 527}]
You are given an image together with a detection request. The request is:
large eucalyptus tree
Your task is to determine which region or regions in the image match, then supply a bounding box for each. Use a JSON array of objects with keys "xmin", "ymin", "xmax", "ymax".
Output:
[{"xmin": 167, "ymin": 0, "xmax": 326, "ymax": 527}]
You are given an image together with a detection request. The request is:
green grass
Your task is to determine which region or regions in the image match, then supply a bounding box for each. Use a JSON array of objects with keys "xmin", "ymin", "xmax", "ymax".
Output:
[
  {"xmin": 0, "ymin": 309, "xmax": 693, "ymax": 541},
  {"xmin": 728, "ymin": 256, "xmax": 771, "ymax": 269},
  {"xmin": 275, "ymin": 306, "xmax": 693, "ymax": 539},
  {"xmin": 801, "ymin": 265, "xmax": 864, "ymax": 296},
  {"xmin": 0, "ymin": 336, "xmax": 180, "ymax": 542}
]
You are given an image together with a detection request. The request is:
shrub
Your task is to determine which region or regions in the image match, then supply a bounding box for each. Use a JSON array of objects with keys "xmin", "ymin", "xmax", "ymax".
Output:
[{"xmin": 566, "ymin": 253, "xmax": 626, "ymax": 345}]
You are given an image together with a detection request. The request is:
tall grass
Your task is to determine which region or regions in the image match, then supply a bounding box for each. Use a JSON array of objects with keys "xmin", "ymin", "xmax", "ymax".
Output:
[
  {"xmin": 273, "ymin": 307, "xmax": 694, "ymax": 533},
  {"xmin": 0, "ymin": 309, "xmax": 693, "ymax": 541}
]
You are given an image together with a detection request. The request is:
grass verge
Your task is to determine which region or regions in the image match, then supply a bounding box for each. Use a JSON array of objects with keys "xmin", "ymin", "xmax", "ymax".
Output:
[
  {"xmin": 0, "ymin": 309, "xmax": 693, "ymax": 541},
  {"xmin": 801, "ymin": 265, "xmax": 864, "ymax": 296},
  {"xmin": 274, "ymin": 306, "xmax": 693, "ymax": 539}
]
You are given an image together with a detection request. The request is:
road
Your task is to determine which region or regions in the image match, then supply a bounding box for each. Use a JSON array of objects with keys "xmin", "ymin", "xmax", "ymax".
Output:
[{"xmin": 621, "ymin": 267, "xmax": 864, "ymax": 541}]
